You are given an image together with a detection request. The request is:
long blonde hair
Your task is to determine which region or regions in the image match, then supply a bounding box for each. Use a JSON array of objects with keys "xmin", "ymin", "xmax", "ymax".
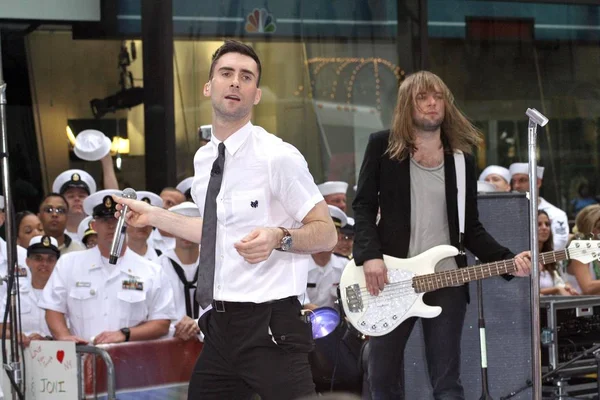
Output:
[{"xmin": 387, "ymin": 71, "xmax": 482, "ymax": 160}]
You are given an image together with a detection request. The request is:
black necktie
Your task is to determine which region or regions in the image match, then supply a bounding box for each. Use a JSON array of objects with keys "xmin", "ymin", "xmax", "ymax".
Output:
[
  {"xmin": 169, "ymin": 258, "xmax": 199, "ymax": 318},
  {"xmin": 196, "ymin": 142, "xmax": 225, "ymax": 308}
]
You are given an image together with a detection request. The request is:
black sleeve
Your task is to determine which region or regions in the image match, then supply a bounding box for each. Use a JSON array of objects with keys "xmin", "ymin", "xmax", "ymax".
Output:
[
  {"xmin": 352, "ymin": 131, "xmax": 386, "ymax": 266},
  {"xmin": 463, "ymin": 154, "xmax": 515, "ymax": 264}
]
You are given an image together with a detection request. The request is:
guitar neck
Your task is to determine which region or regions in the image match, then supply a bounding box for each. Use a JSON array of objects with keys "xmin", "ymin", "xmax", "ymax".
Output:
[{"xmin": 413, "ymin": 249, "xmax": 569, "ymax": 293}]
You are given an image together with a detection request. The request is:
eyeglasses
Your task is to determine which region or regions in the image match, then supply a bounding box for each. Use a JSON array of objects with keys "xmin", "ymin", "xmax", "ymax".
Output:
[{"xmin": 42, "ymin": 206, "xmax": 67, "ymax": 215}]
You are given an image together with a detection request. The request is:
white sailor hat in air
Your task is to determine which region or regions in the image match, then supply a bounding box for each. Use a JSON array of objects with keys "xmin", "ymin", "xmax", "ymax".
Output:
[
  {"xmin": 74, "ymin": 129, "xmax": 111, "ymax": 161},
  {"xmin": 328, "ymin": 205, "xmax": 347, "ymax": 228},
  {"xmin": 318, "ymin": 181, "xmax": 348, "ymax": 197},
  {"xmin": 77, "ymin": 215, "xmax": 97, "ymax": 242},
  {"xmin": 176, "ymin": 177, "xmax": 194, "ymax": 199},
  {"xmin": 169, "ymin": 202, "xmax": 200, "ymax": 218},
  {"xmin": 137, "ymin": 191, "xmax": 163, "ymax": 207},
  {"xmin": 478, "ymin": 165, "xmax": 511, "ymax": 184},
  {"xmin": 52, "ymin": 169, "xmax": 97, "ymax": 195},
  {"xmin": 83, "ymin": 189, "xmax": 121, "ymax": 218},
  {"xmin": 509, "ymin": 163, "xmax": 544, "ymax": 179},
  {"xmin": 27, "ymin": 235, "xmax": 60, "ymax": 258}
]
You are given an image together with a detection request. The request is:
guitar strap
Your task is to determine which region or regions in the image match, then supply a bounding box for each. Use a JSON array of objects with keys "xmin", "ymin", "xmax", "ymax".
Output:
[{"xmin": 453, "ymin": 151, "xmax": 466, "ymax": 255}]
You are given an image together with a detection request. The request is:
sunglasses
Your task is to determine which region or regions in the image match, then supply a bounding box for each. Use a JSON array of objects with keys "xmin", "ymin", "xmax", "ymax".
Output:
[{"xmin": 42, "ymin": 206, "xmax": 67, "ymax": 215}]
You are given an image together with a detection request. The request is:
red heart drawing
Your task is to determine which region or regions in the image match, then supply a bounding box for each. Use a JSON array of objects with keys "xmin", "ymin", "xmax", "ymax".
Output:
[{"xmin": 56, "ymin": 350, "xmax": 65, "ymax": 363}]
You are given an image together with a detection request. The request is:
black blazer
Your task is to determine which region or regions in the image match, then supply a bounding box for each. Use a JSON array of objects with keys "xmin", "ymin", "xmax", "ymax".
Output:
[{"xmin": 352, "ymin": 130, "xmax": 514, "ymax": 268}]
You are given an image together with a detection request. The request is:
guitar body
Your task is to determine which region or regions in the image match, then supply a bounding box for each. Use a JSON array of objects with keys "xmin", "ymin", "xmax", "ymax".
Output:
[{"xmin": 340, "ymin": 245, "xmax": 459, "ymax": 337}]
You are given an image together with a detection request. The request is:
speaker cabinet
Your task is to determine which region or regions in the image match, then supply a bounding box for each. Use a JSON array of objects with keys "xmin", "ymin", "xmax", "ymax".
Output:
[{"xmin": 403, "ymin": 192, "xmax": 532, "ymax": 399}]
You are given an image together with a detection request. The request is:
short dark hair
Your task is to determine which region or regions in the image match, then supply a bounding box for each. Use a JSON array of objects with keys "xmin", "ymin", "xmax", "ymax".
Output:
[
  {"xmin": 208, "ymin": 40, "xmax": 262, "ymax": 86},
  {"xmin": 40, "ymin": 193, "xmax": 69, "ymax": 211}
]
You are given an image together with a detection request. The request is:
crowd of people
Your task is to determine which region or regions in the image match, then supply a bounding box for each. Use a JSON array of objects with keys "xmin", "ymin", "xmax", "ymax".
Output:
[{"xmin": 0, "ymin": 39, "xmax": 595, "ymax": 399}]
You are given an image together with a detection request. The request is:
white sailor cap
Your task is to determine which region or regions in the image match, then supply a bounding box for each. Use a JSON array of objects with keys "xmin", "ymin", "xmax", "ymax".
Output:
[
  {"xmin": 83, "ymin": 189, "xmax": 121, "ymax": 218},
  {"xmin": 169, "ymin": 201, "xmax": 200, "ymax": 218},
  {"xmin": 77, "ymin": 215, "xmax": 96, "ymax": 242},
  {"xmin": 478, "ymin": 165, "xmax": 511, "ymax": 184},
  {"xmin": 176, "ymin": 177, "xmax": 194, "ymax": 199},
  {"xmin": 27, "ymin": 235, "xmax": 60, "ymax": 258},
  {"xmin": 341, "ymin": 216, "xmax": 355, "ymax": 235},
  {"xmin": 328, "ymin": 205, "xmax": 347, "ymax": 228},
  {"xmin": 52, "ymin": 169, "xmax": 97, "ymax": 195},
  {"xmin": 0, "ymin": 195, "xmax": 4, "ymax": 210},
  {"xmin": 509, "ymin": 163, "xmax": 544, "ymax": 179},
  {"xmin": 137, "ymin": 191, "xmax": 163, "ymax": 207},
  {"xmin": 318, "ymin": 181, "xmax": 348, "ymax": 197}
]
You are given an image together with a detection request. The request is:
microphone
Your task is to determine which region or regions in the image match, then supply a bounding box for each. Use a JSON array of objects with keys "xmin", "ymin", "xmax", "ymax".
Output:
[
  {"xmin": 109, "ymin": 188, "xmax": 137, "ymax": 264},
  {"xmin": 525, "ymin": 108, "xmax": 548, "ymax": 127}
]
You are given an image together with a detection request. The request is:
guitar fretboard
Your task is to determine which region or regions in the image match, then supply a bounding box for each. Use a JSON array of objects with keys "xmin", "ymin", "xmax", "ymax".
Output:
[{"xmin": 412, "ymin": 249, "xmax": 569, "ymax": 293}]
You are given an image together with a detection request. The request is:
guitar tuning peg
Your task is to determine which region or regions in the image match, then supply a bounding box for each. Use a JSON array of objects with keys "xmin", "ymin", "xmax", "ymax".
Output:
[{"xmin": 587, "ymin": 233, "xmax": 596, "ymax": 240}]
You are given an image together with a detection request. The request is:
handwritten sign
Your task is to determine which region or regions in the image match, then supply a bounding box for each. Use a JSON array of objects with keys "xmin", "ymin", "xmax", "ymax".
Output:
[{"xmin": 0, "ymin": 340, "xmax": 77, "ymax": 399}]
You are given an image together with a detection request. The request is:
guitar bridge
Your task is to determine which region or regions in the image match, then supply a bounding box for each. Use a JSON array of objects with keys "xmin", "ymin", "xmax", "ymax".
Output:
[{"xmin": 345, "ymin": 284, "xmax": 363, "ymax": 313}]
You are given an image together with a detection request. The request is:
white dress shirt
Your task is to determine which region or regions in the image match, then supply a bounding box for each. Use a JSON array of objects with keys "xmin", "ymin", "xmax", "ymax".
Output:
[
  {"xmin": 3, "ymin": 286, "xmax": 50, "ymax": 337},
  {"xmin": 158, "ymin": 249, "xmax": 199, "ymax": 322},
  {"xmin": 39, "ymin": 247, "xmax": 176, "ymax": 341},
  {"xmin": 539, "ymin": 197, "xmax": 569, "ymax": 250},
  {"xmin": 191, "ymin": 122, "xmax": 323, "ymax": 303},
  {"xmin": 140, "ymin": 245, "xmax": 161, "ymax": 263},
  {"xmin": 306, "ymin": 254, "xmax": 347, "ymax": 309}
]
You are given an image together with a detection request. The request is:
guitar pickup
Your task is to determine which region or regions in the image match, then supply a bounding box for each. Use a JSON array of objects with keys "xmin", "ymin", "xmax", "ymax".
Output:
[{"xmin": 345, "ymin": 284, "xmax": 363, "ymax": 313}]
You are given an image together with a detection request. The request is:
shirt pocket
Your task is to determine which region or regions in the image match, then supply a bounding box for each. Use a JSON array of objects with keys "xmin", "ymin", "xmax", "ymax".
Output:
[
  {"xmin": 230, "ymin": 189, "xmax": 268, "ymax": 229},
  {"xmin": 117, "ymin": 290, "xmax": 147, "ymax": 327},
  {"xmin": 68, "ymin": 287, "xmax": 97, "ymax": 320}
]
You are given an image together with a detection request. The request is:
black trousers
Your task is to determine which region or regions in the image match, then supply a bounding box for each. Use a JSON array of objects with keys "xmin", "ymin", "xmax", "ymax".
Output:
[
  {"xmin": 367, "ymin": 286, "xmax": 468, "ymax": 400},
  {"xmin": 188, "ymin": 297, "xmax": 316, "ymax": 400}
]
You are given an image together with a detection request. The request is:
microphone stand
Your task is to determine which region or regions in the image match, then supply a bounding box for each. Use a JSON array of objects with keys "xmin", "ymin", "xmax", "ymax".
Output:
[
  {"xmin": 0, "ymin": 31, "xmax": 25, "ymax": 400},
  {"xmin": 475, "ymin": 257, "xmax": 493, "ymax": 400},
  {"xmin": 525, "ymin": 107, "xmax": 549, "ymax": 400}
]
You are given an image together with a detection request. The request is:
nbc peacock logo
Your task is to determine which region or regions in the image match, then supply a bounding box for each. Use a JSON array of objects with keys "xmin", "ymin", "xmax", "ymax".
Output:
[{"xmin": 245, "ymin": 8, "xmax": 276, "ymax": 33}]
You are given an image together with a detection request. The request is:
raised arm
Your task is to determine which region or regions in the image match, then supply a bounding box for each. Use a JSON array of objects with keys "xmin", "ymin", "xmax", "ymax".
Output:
[
  {"xmin": 100, "ymin": 153, "xmax": 119, "ymax": 190},
  {"xmin": 114, "ymin": 196, "xmax": 203, "ymax": 243}
]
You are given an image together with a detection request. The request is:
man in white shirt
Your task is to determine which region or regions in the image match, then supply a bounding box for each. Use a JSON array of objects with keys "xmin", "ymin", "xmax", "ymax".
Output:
[
  {"xmin": 115, "ymin": 40, "xmax": 337, "ymax": 400},
  {"xmin": 39, "ymin": 189, "xmax": 175, "ymax": 345},
  {"xmin": 157, "ymin": 202, "xmax": 201, "ymax": 341},
  {"xmin": 510, "ymin": 162, "xmax": 569, "ymax": 250},
  {"xmin": 38, "ymin": 193, "xmax": 85, "ymax": 255}
]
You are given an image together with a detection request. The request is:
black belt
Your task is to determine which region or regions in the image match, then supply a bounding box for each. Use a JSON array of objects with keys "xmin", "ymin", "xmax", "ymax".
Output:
[{"xmin": 212, "ymin": 296, "xmax": 296, "ymax": 313}]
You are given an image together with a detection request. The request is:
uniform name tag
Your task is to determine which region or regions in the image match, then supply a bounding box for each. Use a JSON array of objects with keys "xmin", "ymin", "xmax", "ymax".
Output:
[
  {"xmin": 122, "ymin": 279, "xmax": 144, "ymax": 291},
  {"xmin": 76, "ymin": 281, "xmax": 91, "ymax": 288}
]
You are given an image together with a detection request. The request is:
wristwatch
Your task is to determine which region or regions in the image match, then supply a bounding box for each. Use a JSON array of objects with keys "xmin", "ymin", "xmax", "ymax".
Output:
[
  {"xmin": 278, "ymin": 227, "xmax": 293, "ymax": 251},
  {"xmin": 120, "ymin": 327, "xmax": 131, "ymax": 342}
]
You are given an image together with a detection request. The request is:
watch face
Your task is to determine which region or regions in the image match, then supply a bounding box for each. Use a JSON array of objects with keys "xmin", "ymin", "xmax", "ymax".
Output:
[{"xmin": 281, "ymin": 235, "xmax": 292, "ymax": 251}]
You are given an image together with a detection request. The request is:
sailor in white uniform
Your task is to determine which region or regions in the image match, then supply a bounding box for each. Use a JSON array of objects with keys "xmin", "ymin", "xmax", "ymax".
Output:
[{"xmin": 39, "ymin": 189, "xmax": 176, "ymax": 345}]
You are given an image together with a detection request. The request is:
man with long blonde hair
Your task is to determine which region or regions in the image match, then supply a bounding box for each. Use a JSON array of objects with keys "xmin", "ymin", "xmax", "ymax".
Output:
[{"xmin": 353, "ymin": 71, "xmax": 531, "ymax": 399}]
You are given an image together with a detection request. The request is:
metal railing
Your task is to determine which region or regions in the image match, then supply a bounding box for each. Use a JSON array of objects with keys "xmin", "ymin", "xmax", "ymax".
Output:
[{"xmin": 76, "ymin": 345, "xmax": 117, "ymax": 400}]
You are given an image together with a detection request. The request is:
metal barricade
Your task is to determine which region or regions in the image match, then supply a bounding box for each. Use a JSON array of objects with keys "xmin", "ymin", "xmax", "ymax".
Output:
[{"xmin": 76, "ymin": 345, "xmax": 117, "ymax": 400}]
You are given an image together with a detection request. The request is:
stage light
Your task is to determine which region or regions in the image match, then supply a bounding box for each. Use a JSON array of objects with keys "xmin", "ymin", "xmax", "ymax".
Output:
[
  {"xmin": 90, "ymin": 87, "xmax": 144, "ymax": 119},
  {"xmin": 111, "ymin": 137, "xmax": 130, "ymax": 155}
]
